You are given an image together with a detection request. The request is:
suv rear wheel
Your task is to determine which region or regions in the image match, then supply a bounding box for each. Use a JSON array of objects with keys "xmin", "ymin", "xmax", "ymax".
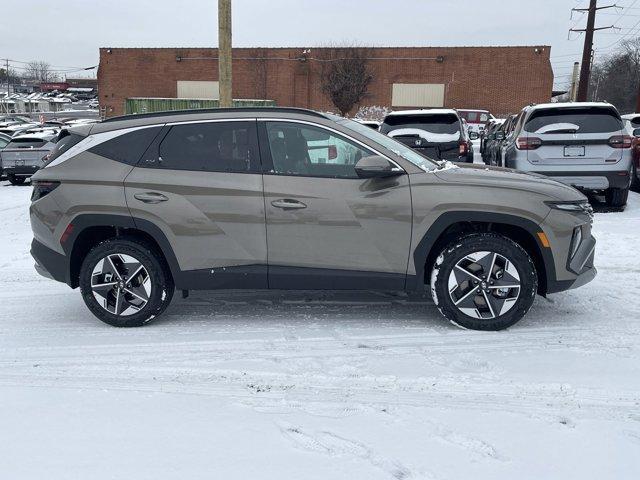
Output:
[
  {"xmin": 605, "ymin": 187, "xmax": 629, "ymax": 208},
  {"xmin": 79, "ymin": 238, "xmax": 174, "ymax": 327},
  {"xmin": 430, "ymin": 233, "xmax": 537, "ymax": 331}
]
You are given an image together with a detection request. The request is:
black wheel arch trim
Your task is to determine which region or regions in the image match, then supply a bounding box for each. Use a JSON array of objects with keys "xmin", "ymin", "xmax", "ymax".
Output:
[
  {"xmin": 410, "ymin": 211, "xmax": 557, "ymax": 294},
  {"xmin": 63, "ymin": 213, "xmax": 182, "ymax": 288}
]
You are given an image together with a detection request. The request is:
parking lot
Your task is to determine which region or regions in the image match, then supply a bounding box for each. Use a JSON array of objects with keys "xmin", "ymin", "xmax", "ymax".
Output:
[{"xmin": 1, "ymin": 180, "xmax": 639, "ymax": 479}]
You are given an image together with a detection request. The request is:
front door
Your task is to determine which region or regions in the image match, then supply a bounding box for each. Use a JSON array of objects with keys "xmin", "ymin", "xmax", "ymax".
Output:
[
  {"xmin": 125, "ymin": 119, "xmax": 267, "ymax": 289},
  {"xmin": 259, "ymin": 120, "xmax": 412, "ymax": 290}
]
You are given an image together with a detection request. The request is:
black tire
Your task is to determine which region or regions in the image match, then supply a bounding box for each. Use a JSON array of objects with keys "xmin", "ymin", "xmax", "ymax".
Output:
[
  {"xmin": 79, "ymin": 237, "xmax": 174, "ymax": 327},
  {"xmin": 8, "ymin": 175, "xmax": 26, "ymax": 185},
  {"xmin": 605, "ymin": 187, "xmax": 629, "ymax": 208},
  {"xmin": 430, "ymin": 233, "xmax": 537, "ymax": 331}
]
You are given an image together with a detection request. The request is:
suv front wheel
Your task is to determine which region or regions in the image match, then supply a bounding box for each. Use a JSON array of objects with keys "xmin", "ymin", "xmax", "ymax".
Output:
[
  {"xmin": 79, "ymin": 238, "xmax": 174, "ymax": 327},
  {"xmin": 430, "ymin": 233, "xmax": 537, "ymax": 331}
]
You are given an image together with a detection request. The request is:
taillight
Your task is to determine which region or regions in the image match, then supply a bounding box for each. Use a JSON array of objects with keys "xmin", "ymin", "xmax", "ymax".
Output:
[
  {"xmin": 31, "ymin": 180, "xmax": 60, "ymax": 201},
  {"xmin": 608, "ymin": 135, "xmax": 633, "ymax": 149},
  {"xmin": 459, "ymin": 141, "xmax": 468, "ymax": 156},
  {"xmin": 516, "ymin": 137, "xmax": 542, "ymax": 150}
]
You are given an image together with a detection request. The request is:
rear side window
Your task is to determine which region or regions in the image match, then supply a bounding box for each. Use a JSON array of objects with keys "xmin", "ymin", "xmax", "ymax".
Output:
[
  {"xmin": 89, "ymin": 127, "xmax": 162, "ymax": 165},
  {"xmin": 6, "ymin": 138, "xmax": 47, "ymax": 149},
  {"xmin": 45, "ymin": 132, "xmax": 86, "ymax": 165},
  {"xmin": 157, "ymin": 121, "xmax": 259, "ymax": 173},
  {"xmin": 381, "ymin": 114, "xmax": 461, "ymax": 136},
  {"xmin": 525, "ymin": 107, "xmax": 622, "ymax": 134}
]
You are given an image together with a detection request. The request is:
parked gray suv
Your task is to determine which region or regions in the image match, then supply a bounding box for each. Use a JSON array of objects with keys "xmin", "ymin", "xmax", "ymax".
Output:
[
  {"xmin": 30, "ymin": 108, "xmax": 596, "ymax": 330},
  {"xmin": 503, "ymin": 102, "xmax": 633, "ymax": 207}
]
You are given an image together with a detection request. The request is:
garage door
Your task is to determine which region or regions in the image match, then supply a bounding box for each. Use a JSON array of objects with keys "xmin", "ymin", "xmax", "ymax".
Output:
[{"xmin": 392, "ymin": 83, "xmax": 445, "ymax": 108}]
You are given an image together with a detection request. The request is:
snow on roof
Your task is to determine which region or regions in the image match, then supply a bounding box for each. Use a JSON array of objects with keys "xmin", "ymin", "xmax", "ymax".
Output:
[
  {"xmin": 622, "ymin": 113, "xmax": 640, "ymax": 120},
  {"xmin": 385, "ymin": 108, "xmax": 458, "ymax": 117}
]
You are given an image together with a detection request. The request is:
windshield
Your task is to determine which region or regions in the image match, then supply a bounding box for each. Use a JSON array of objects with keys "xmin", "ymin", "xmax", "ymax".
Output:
[
  {"xmin": 330, "ymin": 115, "xmax": 439, "ymax": 171},
  {"xmin": 459, "ymin": 110, "xmax": 490, "ymax": 123}
]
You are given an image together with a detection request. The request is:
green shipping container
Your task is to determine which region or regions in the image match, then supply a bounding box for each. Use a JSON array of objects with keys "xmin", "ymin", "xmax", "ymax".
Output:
[{"xmin": 124, "ymin": 98, "xmax": 276, "ymax": 115}]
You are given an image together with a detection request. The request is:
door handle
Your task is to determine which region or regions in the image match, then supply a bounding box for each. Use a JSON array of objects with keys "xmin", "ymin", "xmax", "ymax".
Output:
[
  {"xmin": 134, "ymin": 192, "xmax": 169, "ymax": 204},
  {"xmin": 271, "ymin": 198, "xmax": 307, "ymax": 210}
]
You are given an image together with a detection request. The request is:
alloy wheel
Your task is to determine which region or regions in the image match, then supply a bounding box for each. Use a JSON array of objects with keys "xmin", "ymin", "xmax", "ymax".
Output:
[
  {"xmin": 91, "ymin": 253, "xmax": 151, "ymax": 316},
  {"xmin": 447, "ymin": 251, "xmax": 521, "ymax": 320}
]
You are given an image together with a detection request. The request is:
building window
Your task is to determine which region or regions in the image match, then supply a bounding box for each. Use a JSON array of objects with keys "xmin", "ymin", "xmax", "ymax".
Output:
[
  {"xmin": 177, "ymin": 81, "xmax": 220, "ymax": 100},
  {"xmin": 392, "ymin": 83, "xmax": 445, "ymax": 108}
]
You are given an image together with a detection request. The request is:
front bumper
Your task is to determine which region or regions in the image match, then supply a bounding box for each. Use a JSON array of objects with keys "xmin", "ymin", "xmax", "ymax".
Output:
[
  {"xmin": 31, "ymin": 239, "xmax": 69, "ymax": 285},
  {"xmin": 546, "ymin": 232, "xmax": 597, "ymax": 294},
  {"xmin": 531, "ymin": 170, "xmax": 630, "ymax": 190}
]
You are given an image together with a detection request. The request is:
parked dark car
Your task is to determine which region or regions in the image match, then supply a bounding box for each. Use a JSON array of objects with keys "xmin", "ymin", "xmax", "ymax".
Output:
[
  {"xmin": 380, "ymin": 109, "xmax": 473, "ymax": 162},
  {"xmin": 623, "ymin": 114, "xmax": 640, "ymax": 188}
]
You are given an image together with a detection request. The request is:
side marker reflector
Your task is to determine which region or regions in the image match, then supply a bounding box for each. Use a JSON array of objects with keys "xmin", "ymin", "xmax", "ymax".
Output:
[{"xmin": 537, "ymin": 232, "xmax": 550, "ymax": 248}]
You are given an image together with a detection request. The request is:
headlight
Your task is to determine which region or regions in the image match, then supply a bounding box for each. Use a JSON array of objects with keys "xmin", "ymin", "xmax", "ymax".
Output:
[{"xmin": 545, "ymin": 200, "xmax": 593, "ymax": 220}]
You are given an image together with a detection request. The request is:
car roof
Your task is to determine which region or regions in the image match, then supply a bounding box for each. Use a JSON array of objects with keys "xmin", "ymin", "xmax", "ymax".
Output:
[
  {"xmin": 385, "ymin": 108, "xmax": 458, "ymax": 117},
  {"xmin": 93, "ymin": 107, "xmax": 329, "ymax": 134},
  {"xmin": 526, "ymin": 101, "xmax": 617, "ymax": 112},
  {"xmin": 457, "ymin": 108, "xmax": 490, "ymax": 113},
  {"xmin": 622, "ymin": 113, "xmax": 640, "ymax": 120},
  {"xmin": 9, "ymin": 133, "xmax": 56, "ymax": 141}
]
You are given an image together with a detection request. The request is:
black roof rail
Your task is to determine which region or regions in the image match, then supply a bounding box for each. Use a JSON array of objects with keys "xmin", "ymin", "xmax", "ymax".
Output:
[{"xmin": 101, "ymin": 107, "xmax": 328, "ymax": 123}]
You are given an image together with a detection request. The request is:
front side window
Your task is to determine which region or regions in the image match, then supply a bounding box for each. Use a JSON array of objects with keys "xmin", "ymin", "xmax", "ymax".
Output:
[
  {"xmin": 265, "ymin": 122, "xmax": 375, "ymax": 178},
  {"xmin": 158, "ymin": 121, "xmax": 259, "ymax": 172},
  {"xmin": 332, "ymin": 115, "xmax": 437, "ymax": 171}
]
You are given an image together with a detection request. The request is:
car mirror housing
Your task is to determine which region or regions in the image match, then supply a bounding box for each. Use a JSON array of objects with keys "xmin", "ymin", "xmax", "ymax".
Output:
[
  {"xmin": 633, "ymin": 128, "xmax": 640, "ymax": 137},
  {"xmin": 354, "ymin": 155, "xmax": 402, "ymax": 178}
]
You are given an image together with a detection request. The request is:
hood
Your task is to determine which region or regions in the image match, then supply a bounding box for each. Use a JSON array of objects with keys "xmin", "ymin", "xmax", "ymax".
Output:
[{"xmin": 433, "ymin": 163, "xmax": 586, "ymax": 202}]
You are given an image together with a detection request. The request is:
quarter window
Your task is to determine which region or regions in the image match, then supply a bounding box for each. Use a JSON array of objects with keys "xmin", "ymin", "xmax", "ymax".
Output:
[
  {"xmin": 158, "ymin": 121, "xmax": 259, "ymax": 172},
  {"xmin": 265, "ymin": 122, "xmax": 375, "ymax": 178}
]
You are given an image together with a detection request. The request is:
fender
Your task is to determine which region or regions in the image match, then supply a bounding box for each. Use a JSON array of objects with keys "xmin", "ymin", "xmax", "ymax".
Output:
[
  {"xmin": 63, "ymin": 213, "xmax": 182, "ymax": 287},
  {"xmin": 409, "ymin": 211, "xmax": 556, "ymax": 293}
]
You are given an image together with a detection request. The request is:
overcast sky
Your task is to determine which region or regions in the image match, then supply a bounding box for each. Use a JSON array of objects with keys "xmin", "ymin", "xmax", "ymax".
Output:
[{"xmin": 1, "ymin": 0, "xmax": 638, "ymax": 88}]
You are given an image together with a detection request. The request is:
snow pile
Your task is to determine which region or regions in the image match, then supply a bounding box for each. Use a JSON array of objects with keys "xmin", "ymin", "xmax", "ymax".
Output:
[
  {"xmin": 0, "ymin": 183, "xmax": 639, "ymax": 479},
  {"xmin": 388, "ymin": 128, "xmax": 461, "ymax": 143}
]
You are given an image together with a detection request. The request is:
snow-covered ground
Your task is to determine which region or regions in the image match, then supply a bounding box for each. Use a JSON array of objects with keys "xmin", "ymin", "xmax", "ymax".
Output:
[{"xmin": 1, "ymin": 181, "xmax": 639, "ymax": 479}]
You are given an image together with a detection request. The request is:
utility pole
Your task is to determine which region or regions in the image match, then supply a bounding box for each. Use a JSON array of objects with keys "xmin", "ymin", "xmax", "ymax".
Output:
[
  {"xmin": 218, "ymin": 0, "xmax": 232, "ymax": 108},
  {"xmin": 636, "ymin": 80, "xmax": 640, "ymax": 113},
  {"xmin": 570, "ymin": 1, "xmax": 619, "ymax": 101},
  {"xmin": 569, "ymin": 61, "xmax": 580, "ymax": 102},
  {"xmin": 3, "ymin": 58, "xmax": 9, "ymax": 114}
]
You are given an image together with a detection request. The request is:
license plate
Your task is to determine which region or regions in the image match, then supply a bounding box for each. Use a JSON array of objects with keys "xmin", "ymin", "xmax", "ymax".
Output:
[{"xmin": 564, "ymin": 146, "xmax": 585, "ymax": 157}]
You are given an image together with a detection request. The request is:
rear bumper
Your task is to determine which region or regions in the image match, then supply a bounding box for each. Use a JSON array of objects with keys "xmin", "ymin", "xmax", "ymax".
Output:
[
  {"xmin": 31, "ymin": 239, "xmax": 70, "ymax": 285},
  {"xmin": 530, "ymin": 170, "xmax": 631, "ymax": 190},
  {"xmin": 4, "ymin": 165, "xmax": 40, "ymax": 176}
]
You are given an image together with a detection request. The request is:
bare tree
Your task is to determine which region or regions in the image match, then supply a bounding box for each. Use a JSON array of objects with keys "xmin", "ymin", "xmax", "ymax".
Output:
[
  {"xmin": 587, "ymin": 37, "xmax": 640, "ymax": 113},
  {"xmin": 25, "ymin": 61, "xmax": 59, "ymax": 82},
  {"xmin": 320, "ymin": 46, "xmax": 373, "ymax": 116}
]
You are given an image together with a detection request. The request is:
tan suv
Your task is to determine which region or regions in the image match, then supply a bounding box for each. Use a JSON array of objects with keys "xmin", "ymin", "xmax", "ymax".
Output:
[{"xmin": 30, "ymin": 108, "xmax": 596, "ymax": 330}]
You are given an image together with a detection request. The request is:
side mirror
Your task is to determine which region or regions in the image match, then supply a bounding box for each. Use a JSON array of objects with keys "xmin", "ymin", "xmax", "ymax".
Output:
[
  {"xmin": 469, "ymin": 132, "xmax": 479, "ymax": 140},
  {"xmin": 495, "ymin": 131, "xmax": 505, "ymax": 140},
  {"xmin": 355, "ymin": 155, "xmax": 402, "ymax": 178},
  {"xmin": 633, "ymin": 128, "xmax": 640, "ymax": 137}
]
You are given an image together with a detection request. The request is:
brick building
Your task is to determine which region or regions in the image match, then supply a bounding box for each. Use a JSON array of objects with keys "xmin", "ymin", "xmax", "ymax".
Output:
[{"xmin": 97, "ymin": 46, "xmax": 553, "ymax": 118}]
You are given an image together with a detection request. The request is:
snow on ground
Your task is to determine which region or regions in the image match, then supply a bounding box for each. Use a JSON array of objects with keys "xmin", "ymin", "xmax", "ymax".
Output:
[{"xmin": 0, "ymin": 181, "xmax": 639, "ymax": 479}]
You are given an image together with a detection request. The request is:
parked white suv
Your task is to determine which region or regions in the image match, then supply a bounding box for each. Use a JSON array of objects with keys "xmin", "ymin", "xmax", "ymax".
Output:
[{"xmin": 503, "ymin": 102, "xmax": 633, "ymax": 207}]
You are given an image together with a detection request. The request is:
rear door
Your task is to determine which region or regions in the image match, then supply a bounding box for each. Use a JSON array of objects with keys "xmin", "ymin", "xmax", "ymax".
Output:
[
  {"xmin": 523, "ymin": 106, "xmax": 624, "ymax": 166},
  {"xmin": 124, "ymin": 120, "xmax": 268, "ymax": 288},
  {"xmin": 259, "ymin": 120, "xmax": 412, "ymax": 290}
]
